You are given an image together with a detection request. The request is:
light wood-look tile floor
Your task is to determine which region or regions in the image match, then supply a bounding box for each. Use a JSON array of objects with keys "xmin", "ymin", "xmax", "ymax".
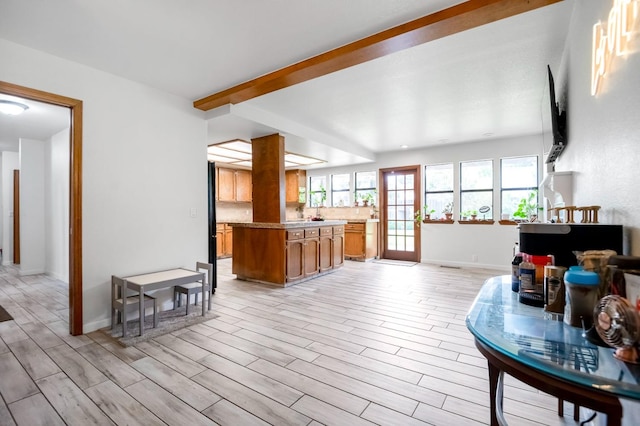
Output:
[{"xmin": 0, "ymin": 258, "xmax": 623, "ymax": 425}]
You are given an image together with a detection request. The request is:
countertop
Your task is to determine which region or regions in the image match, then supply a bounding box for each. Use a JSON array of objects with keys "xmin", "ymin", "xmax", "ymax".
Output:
[{"xmin": 228, "ymin": 220, "xmax": 347, "ymax": 229}]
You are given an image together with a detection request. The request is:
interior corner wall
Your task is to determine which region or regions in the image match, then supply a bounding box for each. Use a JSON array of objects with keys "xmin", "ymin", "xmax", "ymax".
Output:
[
  {"xmin": 0, "ymin": 38, "xmax": 208, "ymax": 333},
  {"xmin": 554, "ymin": 0, "xmax": 640, "ymax": 255},
  {"xmin": 45, "ymin": 128, "xmax": 70, "ymax": 282},
  {"xmin": 19, "ymin": 138, "xmax": 46, "ymax": 275},
  {"xmin": 1, "ymin": 151, "xmax": 19, "ymax": 265}
]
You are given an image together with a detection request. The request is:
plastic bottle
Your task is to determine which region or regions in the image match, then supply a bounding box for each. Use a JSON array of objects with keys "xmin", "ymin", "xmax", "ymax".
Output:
[
  {"xmin": 518, "ymin": 254, "xmax": 540, "ymax": 306},
  {"xmin": 511, "ymin": 243, "xmax": 523, "ymax": 292}
]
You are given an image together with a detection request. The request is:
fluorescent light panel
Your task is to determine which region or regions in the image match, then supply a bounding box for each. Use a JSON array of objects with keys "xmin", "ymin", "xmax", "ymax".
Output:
[{"xmin": 208, "ymin": 139, "xmax": 325, "ymax": 168}]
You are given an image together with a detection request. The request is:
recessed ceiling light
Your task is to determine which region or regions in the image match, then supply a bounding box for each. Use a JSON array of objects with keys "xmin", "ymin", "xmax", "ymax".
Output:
[
  {"xmin": 483, "ymin": 132, "xmax": 494, "ymax": 137},
  {"xmin": 400, "ymin": 145, "xmax": 409, "ymax": 149},
  {"xmin": 438, "ymin": 139, "xmax": 449, "ymax": 144},
  {"xmin": 0, "ymin": 100, "xmax": 29, "ymax": 116}
]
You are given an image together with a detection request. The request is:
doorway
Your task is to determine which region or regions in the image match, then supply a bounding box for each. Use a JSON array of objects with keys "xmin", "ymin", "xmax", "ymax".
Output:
[
  {"xmin": 380, "ymin": 165, "xmax": 421, "ymax": 262},
  {"xmin": 0, "ymin": 81, "xmax": 83, "ymax": 335}
]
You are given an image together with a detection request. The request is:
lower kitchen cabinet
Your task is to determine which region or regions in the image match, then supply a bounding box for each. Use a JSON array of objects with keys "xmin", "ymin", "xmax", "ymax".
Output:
[
  {"xmin": 332, "ymin": 226, "xmax": 345, "ymax": 268},
  {"xmin": 344, "ymin": 221, "xmax": 378, "ymax": 261},
  {"xmin": 216, "ymin": 223, "xmax": 233, "ymax": 258},
  {"xmin": 232, "ymin": 223, "xmax": 345, "ymax": 286}
]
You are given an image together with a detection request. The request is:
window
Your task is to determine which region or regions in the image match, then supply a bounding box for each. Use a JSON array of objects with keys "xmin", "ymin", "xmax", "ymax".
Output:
[
  {"xmin": 501, "ymin": 156, "xmax": 538, "ymax": 218},
  {"xmin": 425, "ymin": 163, "xmax": 454, "ymax": 219},
  {"xmin": 460, "ymin": 160, "xmax": 493, "ymax": 219},
  {"xmin": 309, "ymin": 176, "xmax": 326, "ymax": 207},
  {"xmin": 331, "ymin": 173, "xmax": 350, "ymax": 207},
  {"xmin": 355, "ymin": 171, "xmax": 377, "ymax": 206}
]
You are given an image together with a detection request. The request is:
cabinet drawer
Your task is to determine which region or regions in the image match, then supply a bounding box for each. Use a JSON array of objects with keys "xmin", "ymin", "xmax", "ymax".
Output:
[
  {"xmin": 320, "ymin": 227, "xmax": 333, "ymax": 236},
  {"xmin": 305, "ymin": 228, "xmax": 319, "ymax": 238},
  {"xmin": 333, "ymin": 226, "xmax": 344, "ymax": 235},
  {"xmin": 216, "ymin": 223, "xmax": 226, "ymax": 231},
  {"xmin": 287, "ymin": 229, "xmax": 304, "ymax": 240},
  {"xmin": 345, "ymin": 223, "xmax": 365, "ymax": 232}
]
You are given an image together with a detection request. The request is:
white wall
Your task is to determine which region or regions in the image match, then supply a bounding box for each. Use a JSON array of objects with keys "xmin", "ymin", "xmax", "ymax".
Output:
[
  {"xmin": 45, "ymin": 128, "xmax": 70, "ymax": 282},
  {"xmin": 308, "ymin": 135, "xmax": 544, "ymax": 270},
  {"xmin": 1, "ymin": 152, "xmax": 19, "ymax": 264},
  {"xmin": 0, "ymin": 38, "xmax": 208, "ymax": 332},
  {"xmin": 19, "ymin": 138, "xmax": 46, "ymax": 275},
  {"xmin": 555, "ymin": 0, "xmax": 640, "ymax": 255}
]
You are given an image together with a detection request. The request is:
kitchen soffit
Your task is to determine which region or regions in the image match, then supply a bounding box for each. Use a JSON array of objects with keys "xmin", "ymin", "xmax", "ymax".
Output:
[{"xmin": 207, "ymin": 139, "xmax": 325, "ymax": 169}]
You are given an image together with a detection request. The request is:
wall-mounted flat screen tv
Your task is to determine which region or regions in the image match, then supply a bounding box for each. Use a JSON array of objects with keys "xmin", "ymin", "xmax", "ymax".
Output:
[{"xmin": 545, "ymin": 65, "xmax": 567, "ymax": 163}]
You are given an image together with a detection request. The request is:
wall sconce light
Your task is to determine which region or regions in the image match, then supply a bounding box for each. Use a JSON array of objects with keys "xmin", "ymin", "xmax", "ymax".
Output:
[{"xmin": 0, "ymin": 100, "xmax": 29, "ymax": 116}]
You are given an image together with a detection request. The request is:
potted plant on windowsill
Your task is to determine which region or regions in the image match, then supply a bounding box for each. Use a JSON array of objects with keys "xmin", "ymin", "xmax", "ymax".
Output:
[
  {"xmin": 513, "ymin": 191, "xmax": 543, "ymax": 223},
  {"xmin": 442, "ymin": 202, "xmax": 453, "ymax": 221},
  {"xmin": 422, "ymin": 205, "xmax": 435, "ymax": 222}
]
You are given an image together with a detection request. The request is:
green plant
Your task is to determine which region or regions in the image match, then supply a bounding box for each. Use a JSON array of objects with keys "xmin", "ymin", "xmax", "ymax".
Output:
[
  {"xmin": 513, "ymin": 191, "xmax": 543, "ymax": 220},
  {"xmin": 423, "ymin": 205, "xmax": 435, "ymax": 215},
  {"xmin": 363, "ymin": 192, "xmax": 375, "ymax": 205},
  {"xmin": 414, "ymin": 209, "xmax": 423, "ymax": 226},
  {"xmin": 442, "ymin": 202, "xmax": 453, "ymax": 214}
]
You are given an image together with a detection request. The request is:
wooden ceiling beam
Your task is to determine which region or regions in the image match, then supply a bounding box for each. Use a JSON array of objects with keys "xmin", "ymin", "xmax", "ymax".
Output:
[{"xmin": 194, "ymin": 0, "xmax": 562, "ymax": 111}]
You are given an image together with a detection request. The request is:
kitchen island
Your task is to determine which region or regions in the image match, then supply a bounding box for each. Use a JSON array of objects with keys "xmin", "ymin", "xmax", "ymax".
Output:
[{"xmin": 230, "ymin": 220, "xmax": 346, "ymax": 286}]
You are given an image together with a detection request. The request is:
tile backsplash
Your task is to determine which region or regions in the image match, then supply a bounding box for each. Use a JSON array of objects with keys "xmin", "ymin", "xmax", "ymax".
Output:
[{"xmin": 216, "ymin": 203, "xmax": 377, "ymax": 222}]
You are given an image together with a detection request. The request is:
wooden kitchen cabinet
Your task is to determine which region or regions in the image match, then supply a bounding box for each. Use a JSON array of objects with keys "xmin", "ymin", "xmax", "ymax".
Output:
[
  {"xmin": 332, "ymin": 225, "xmax": 345, "ymax": 268},
  {"xmin": 233, "ymin": 223, "xmax": 344, "ymax": 286},
  {"xmin": 216, "ymin": 166, "xmax": 252, "ymax": 203},
  {"xmin": 235, "ymin": 169, "xmax": 252, "ymax": 202},
  {"xmin": 216, "ymin": 223, "xmax": 233, "ymax": 258},
  {"xmin": 344, "ymin": 221, "xmax": 378, "ymax": 261},
  {"xmin": 285, "ymin": 169, "xmax": 306, "ymax": 204},
  {"xmin": 319, "ymin": 227, "xmax": 333, "ymax": 272},
  {"xmin": 217, "ymin": 168, "xmax": 235, "ymax": 201},
  {"xmin": 286, "ymin": 238, "xmax": 304, "ymax": 281}
]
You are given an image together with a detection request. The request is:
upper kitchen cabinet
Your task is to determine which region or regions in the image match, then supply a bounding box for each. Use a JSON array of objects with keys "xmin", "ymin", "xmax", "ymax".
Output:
[
  {"xmin": 285, "ymin": 169, "xmax": 306, "ymax": 204},
  {"xmin": 217, "ymin": 166, "xmax": 252, "ymax": 203}
]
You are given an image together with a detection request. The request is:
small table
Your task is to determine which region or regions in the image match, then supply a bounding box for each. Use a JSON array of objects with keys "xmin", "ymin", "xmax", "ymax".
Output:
[
  {"xmin": 466, "ymin": 276, "xmax": 640, "ymax": 426},
  {"xmin": 115, "ymin": 268, "xmax": 206, "ymax": 337}
]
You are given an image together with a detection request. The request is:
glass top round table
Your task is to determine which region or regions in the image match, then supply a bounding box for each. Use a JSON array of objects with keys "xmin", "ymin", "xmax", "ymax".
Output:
[{"xmin": 466, "ymin": 276, "xmax": 640, "ymax": 425}]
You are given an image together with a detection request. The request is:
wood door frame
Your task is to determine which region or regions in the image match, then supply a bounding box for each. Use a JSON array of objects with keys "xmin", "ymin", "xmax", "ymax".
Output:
[
  {"xmin": 0, "ymin": 81, "xmax": 83, "ymax": 336},
  {"xmin": 379, "ymin": 165, "xmax": 421, "ymax": 262},
  {"xmin": 13, "ymin": 170, "xmax": 20, "ymax": 264}
]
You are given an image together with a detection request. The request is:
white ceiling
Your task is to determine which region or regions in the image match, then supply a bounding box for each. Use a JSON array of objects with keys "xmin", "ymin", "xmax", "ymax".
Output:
[{"xmin": 0, "ymin": 0, "xmax": 574, "ymax": 167}]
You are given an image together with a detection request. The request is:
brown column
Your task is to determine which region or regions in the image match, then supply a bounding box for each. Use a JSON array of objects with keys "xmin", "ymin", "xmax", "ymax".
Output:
[{"xmin": 251, "ymin": 133, "xmax": 285, "ymax": 223}]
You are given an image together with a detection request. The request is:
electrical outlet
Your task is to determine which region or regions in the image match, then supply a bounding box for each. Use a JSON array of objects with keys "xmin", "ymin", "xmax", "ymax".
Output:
[
  {"xmin": 472, "ymin": 254, "xmax": 478, "ymax": 263},
  {"xmin": 190, "ymin": 207, "xmax": 197, "ymax": 218}
]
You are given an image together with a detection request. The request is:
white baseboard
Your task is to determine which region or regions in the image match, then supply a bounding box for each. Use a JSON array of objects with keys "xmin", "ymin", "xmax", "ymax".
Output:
[
  {"xmin": 420, "ymin": 258, "xmax": 509, "ymax": 273},
  {"xmin": 84, "ymin": 317, "xmax": 111, "ymax": 334},
  {"xmin": 18, "ymin": 268, "xmax": 46, "ymax": 276}
]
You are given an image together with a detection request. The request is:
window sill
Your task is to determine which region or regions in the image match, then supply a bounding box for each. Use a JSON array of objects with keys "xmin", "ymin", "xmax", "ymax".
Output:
[
  {"xmin": 422, "ymin": 219, "xmax": 454, "ymax": 224},
  {"xmin": 498, "ymin": 220, "xmax": 518, "ymax": 225},
  {"xmin": 458, "ymin": 219, "xmax": 495, "ymax": 225}
]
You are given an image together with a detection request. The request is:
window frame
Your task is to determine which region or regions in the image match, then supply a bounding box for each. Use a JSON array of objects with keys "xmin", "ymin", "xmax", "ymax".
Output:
[
  {"xmin": 500, "ymin": 155, "xmax": 539, "ymax": 218},
  {"xmin": 459, "ymin": 159, "xmax": 494, "ymax": 219},
  {"xmin": 308, "ymin": 175, "xmax": 327, "ymax": 207},
  {"xmin": 330, "ymin": 173, "xmax": 351, "ymax": 207},
  {"xmin": 354, "ymin": 171, "xmax": 377, "ymax": 206},
  {"xmin": 424, "ymin": 162, "xmax": 454, "ymax": 219}
]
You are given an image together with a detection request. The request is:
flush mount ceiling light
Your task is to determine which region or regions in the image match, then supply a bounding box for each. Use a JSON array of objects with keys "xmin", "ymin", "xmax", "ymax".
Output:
[
  {"xmin": 0, "ymin": 100, "xmax": 29, "ymax": 116},
  {"xmin": 207, "ymin": 139, "xmax": 325, "ymax": 168}
]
